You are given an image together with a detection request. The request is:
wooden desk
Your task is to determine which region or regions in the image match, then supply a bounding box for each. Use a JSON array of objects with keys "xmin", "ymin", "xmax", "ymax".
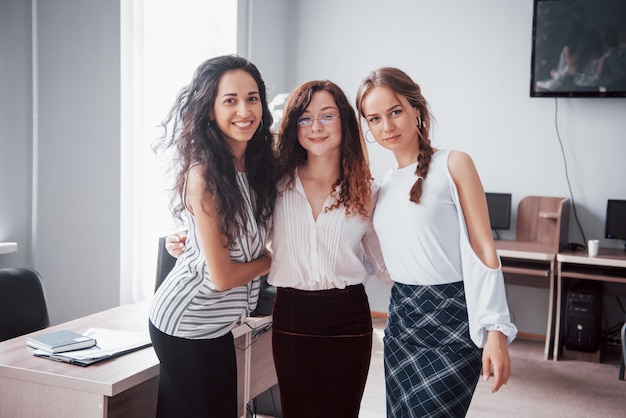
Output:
[
  {"xmin": 0, "ymin": 302, "xmax": 277, "ymax": 418},
  {"xmin": 0, "ymin": 242, "xmax": 18, "ymax": 255},
  {"xmin": 495, "ymin": 240, "xmax": 557, "ymax": 359},
  {"xmin": 554, "ymin": 248, "xmax": 626, "ymax": 360}
]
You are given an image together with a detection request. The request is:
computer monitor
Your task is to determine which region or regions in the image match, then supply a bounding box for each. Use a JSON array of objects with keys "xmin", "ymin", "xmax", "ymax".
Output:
[
  {"xmin": 604, "ymin": 199, "xmax": 626, "ymax": 251},
  {"xmin": 486, "ymin": 192, "xmax": 512, "ymax": 231}
]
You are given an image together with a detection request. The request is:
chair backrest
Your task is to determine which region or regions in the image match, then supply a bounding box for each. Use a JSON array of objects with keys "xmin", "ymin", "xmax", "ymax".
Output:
[
  {"xmin": 0, "ymin": 268, "xmax": 50, "ymax": 342},
  {"xmin": 155, "ymin": 236, "xmax": 177, "ymax": 292},
  {"xmin": 516, "ymin": 196, "xmax": 570, "ymax": 251}
]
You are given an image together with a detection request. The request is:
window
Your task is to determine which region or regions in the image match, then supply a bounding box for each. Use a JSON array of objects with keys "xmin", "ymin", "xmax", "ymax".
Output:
[{"xmin": 121, "ymin": 0, "xmax": 237, "ymax": 302}]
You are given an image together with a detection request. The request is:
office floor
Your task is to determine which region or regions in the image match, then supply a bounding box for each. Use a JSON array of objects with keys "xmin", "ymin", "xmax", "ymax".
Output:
[{"xmin": 258, "ymin": 316, "xmax": 626, "ymax": 417}]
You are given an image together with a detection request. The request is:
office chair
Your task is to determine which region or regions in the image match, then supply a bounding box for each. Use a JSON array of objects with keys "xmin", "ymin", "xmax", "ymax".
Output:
[
  {"xmin": 0, "ymin": 268, "xmax": 50, "ymax": 342},
  {"xmin": 516, "ymin": 196, "xmax": 570, "ymax": 252},
  {"xmin": 155, "ymin": 236, "xmax": 178, "ymax": 292}
]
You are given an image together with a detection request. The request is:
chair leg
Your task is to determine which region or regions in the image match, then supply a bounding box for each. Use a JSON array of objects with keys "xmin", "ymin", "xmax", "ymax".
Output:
[{"xmin": 619, "ymin": 323, "xmax": 626, "ymax": 380}]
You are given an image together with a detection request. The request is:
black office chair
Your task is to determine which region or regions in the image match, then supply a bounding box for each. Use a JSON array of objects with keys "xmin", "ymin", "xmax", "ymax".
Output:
[
  {"xmin": 155, "ymin": 236, "xmax": 177, "ymax": 292},
  {"xmin": 0, "ymin": 268, "xmax": 50, "ymax": 342}
]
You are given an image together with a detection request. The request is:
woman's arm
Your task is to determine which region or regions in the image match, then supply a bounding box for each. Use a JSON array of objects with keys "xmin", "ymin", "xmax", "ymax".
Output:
[
  {"xmin": 449, "ymin": 150, "xmax": 511, "ymax": 393},
  {"xmin": 186, "ymin": 165, "xmax": 271, "ymax": 291},
  {"xmin": 448, "ymin": 150, "xmax": 498, "ymax": 269},
  {"xmin": 361, "ymin": 227, "xmax": 392, "ymax": 284}
]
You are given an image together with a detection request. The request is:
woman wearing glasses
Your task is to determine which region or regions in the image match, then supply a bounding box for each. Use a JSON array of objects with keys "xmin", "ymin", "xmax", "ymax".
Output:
[
  {"xmin": 356, "ymin": 67, "xmax": 517, "ymax": 417},
  {"xmin": 268, "ymin": 80, "xmax": 389, "ymax": 417}
]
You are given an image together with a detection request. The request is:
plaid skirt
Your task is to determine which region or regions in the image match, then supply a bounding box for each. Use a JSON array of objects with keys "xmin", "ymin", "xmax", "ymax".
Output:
[{"xmin": 384, "ymin": 281, "xmax": 482, "ymax": 418}]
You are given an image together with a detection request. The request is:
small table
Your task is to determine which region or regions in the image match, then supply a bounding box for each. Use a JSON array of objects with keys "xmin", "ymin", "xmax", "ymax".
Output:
[
  {"xmin": 495, "ymin": 240, "xmax": 557, "ymax": 359},
  {"xmin": 554, "ymin": 248, "xmax": 626, "ymax": 360}
]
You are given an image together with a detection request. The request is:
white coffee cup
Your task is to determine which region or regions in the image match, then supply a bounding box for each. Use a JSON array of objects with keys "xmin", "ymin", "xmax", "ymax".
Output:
[{"xmin": 587, "ymin": 239, "xmax": 600, "ymax": 257}]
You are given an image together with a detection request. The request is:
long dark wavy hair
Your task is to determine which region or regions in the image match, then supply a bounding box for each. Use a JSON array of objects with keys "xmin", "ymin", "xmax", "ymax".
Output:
[
  {"xmin": 356, "ymin": 67, "xmax": 434, "ymax": 204},
  {"xmin": 154, "ymin": 55, "xmax": 277, "ymax": 246},
  {"xmin": 276, "ymin": 80, "xmax": 373, "ymax": 218}
]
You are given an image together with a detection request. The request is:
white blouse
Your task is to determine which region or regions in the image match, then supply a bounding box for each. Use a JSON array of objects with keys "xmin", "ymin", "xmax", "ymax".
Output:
[
  {"xmin": 374, "ymin": 149, "xmax": 517, "ymax": 347},
  {"xmin": 268, "ymin": 173, "xmax": 390, "ymax": 291}
]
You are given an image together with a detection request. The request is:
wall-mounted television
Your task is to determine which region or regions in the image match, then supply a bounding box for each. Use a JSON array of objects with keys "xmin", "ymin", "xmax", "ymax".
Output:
[
  {"xmin": 604, "ymin": 199, "xmax": 626, "ymax": 250},
  {"xmin": 530, "ymin": 0, "xmax": 626, "ymax": 98}
]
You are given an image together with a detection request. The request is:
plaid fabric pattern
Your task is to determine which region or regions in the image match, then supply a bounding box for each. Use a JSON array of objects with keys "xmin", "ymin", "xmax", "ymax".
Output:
[{"xmin": 384, "ymin": 281, "xmax": 482, "ymax": 418}]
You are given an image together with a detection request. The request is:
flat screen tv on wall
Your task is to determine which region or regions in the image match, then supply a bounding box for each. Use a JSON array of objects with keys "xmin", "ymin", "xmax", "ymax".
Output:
[{"xmin": 530, "ymin": 0, "xmax": 626, "ymax": 98}]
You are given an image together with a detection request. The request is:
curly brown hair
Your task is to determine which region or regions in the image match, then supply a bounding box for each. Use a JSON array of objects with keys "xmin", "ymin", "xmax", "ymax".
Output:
[
  {"xmin": 153, "ymin": 55, "xmax": 277, "ymax": 246},
  {"xmin": 276, "ymin": 80, "xmax": 373, "ymax": 218},
  {"xmin": 355, "ymin": 67, "xmax": 434, "ymax": 204}
]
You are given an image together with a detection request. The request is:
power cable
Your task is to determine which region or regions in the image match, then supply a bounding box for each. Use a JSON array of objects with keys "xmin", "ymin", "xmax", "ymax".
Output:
[{"xmin": 554, "ymin": 98, "xmax": 587, "ymax": 247}]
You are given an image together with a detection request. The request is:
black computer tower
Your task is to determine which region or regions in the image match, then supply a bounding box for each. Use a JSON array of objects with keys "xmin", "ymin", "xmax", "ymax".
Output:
[{"xmin": 565, "ymin": 282, "xmax": 603, "ymax": 352}]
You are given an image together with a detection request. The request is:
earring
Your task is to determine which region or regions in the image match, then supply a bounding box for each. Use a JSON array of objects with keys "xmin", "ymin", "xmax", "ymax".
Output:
[
  {"xmin": 416, "ymin": 116, "xmax": 422, "ymax": 129},
  {"xmin": 365, "ymin": 129, "xmax": 376, "ymax": 144}
]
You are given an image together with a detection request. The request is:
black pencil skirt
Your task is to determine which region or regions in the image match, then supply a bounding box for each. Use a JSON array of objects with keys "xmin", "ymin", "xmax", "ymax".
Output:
[
  {"xmin": 148, "ymin": 321, "xmax": 237, "ymax": 418},
  {"xmin": 271, "ymin": 284, "xmax": 373, "ymax": 418}
]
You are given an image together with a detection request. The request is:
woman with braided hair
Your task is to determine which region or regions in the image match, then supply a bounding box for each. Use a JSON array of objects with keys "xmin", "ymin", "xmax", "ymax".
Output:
[{"xmin": 356, "ymin": 67, "xmax": 517, "ymax": 418}]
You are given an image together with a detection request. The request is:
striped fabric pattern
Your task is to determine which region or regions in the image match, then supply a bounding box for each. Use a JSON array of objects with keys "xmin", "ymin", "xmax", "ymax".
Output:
[
  {"xmin": 282, "ymin": 186, "xmax": 345, "ymax": 289},
  {"xmin": 150, "ymin": 172, "xmax": 265, "ymax": 339},
  {"xmin": 384, "ymin": 281, "xmax": 482, "ymax": 418}
]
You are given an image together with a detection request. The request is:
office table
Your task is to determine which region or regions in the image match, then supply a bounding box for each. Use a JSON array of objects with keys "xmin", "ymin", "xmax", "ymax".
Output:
[
  {"xmin": 553, "ymin": 248, "xmax": 626, "ymax": 360},
  {"xmin": 495, "ymin": 240, "xmax": 557, "ymax": 359},
  {"xmin": 0, "ymin": 301, "xmax": 276, "ymax": 417}
]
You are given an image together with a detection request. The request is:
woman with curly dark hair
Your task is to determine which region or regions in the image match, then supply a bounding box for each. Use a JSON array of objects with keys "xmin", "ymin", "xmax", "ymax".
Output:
[
  {"xmin": 268, "ymin": 80, "xmax": 389, "ymax": 417},
  {"xmin": 149, "ymin": 55, "xmax": 277, "ymax": 418}
]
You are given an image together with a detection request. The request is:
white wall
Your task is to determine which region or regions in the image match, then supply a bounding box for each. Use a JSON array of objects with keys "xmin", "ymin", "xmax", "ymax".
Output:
[
  {"xmin": 0, "ymin": 0, "xmax": 121, "ymax": 325},
  {"xmin": 35, "ymin": 0, "xmax": 122, "ymax": 324},
  {"xmin": 243, "ymin": 0, "xmax": 290, "ymax": 98},
  {"xmin": 0, "ymin": 0, "xmax": 32, "ymax": 269}
]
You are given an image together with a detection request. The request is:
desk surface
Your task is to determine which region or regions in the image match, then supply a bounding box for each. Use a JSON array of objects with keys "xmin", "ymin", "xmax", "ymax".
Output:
[
  {"xmin": 0, "ymin": 301, "xmax": 158, "ymax": 397},
  {"xmin": 557, "ymin": 248, "xmax": 626, "ymax": 268},
  {"xmin": 0, "ymin": 301, "xmax": 273, "ymax": 398},
  {"xmin": 0, "ymin": 242, "xmax": 18, "ymax": 255},
  {"xmin": 495, "ymin": 240, "xmax": 556, "ymax": 261}
]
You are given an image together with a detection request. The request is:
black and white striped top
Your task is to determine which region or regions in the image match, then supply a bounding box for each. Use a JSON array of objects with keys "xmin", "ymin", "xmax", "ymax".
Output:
[{"xmin": 149, "ymin": 171, "xmax": 266, "ymax": 339}]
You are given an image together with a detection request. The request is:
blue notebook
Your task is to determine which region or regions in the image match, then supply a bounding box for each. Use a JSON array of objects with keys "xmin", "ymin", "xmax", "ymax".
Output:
[{"xmin": 26, "ymin": 330, "xmax": 97, "ymax": 353}]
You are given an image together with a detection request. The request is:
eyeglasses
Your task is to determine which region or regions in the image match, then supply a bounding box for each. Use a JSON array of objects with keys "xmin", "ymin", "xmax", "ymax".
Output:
[{"xmin": 296, "ymin": 114, "xmax": 340, "ymax": 127}]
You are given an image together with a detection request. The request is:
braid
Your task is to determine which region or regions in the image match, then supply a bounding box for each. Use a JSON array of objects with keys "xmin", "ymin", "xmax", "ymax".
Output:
[{"xmin": 409, "ymin": 122, "xmax": 434, "ymax": 204}]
